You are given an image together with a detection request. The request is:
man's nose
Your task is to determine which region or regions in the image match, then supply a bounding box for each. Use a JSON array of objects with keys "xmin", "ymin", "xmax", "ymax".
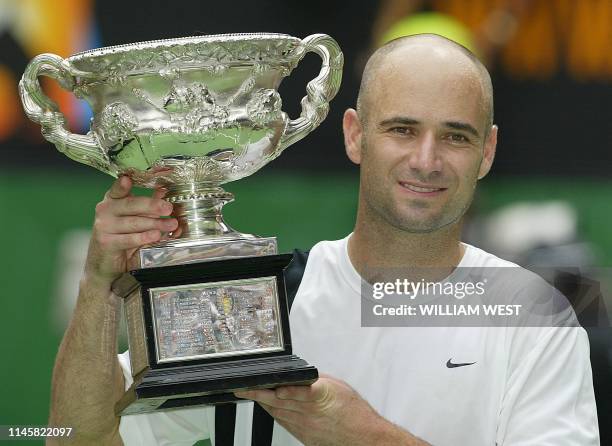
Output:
[{"xmin": 406, "ymin": 132, "xmax": 442, "ymax": 175}]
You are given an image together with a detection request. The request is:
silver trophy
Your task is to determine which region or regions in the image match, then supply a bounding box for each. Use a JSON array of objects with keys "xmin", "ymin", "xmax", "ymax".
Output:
[{"xmin": 20, "ymin": 33, "xmax": 342, "ymax": 414}]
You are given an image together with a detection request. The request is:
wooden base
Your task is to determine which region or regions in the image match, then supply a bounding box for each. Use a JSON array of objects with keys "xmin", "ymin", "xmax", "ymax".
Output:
[{"xmin": 117, "ymin": 355, "xmax": 317, "ymax": 415}]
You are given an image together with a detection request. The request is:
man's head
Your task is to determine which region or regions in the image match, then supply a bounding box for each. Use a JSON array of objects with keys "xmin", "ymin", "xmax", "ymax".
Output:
[{"xmin": 344, "ymin": 34, "xmax": 497, "ymax": 234}]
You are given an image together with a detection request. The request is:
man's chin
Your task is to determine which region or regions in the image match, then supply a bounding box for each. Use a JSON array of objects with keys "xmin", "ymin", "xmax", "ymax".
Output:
[
  {"xmin": 390, "ymin": 211, "xmax": 459, "ymax": 234},
  {"xmin": 398, "ymin": 223, "xmax": 444, "ymax": 234}
]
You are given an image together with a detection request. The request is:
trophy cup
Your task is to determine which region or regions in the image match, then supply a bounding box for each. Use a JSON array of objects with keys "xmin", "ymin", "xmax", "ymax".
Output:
[{"xmin": 19, "ymin": 33, "xmax": 342, "ymax": 415}]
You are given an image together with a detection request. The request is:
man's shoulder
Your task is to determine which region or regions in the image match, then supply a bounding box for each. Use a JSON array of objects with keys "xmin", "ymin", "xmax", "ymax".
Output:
[
  {"xmin": 463, "ymin": 243, "xmax": 581, "ymax": 333},
  {"xmin": 289, "ymin": 235, "xmax": 359, "ymax": 298},
  {"xmin": 462, "ymin": 243, "xmax": 561, "ymax": 297},
  {"xmin": 293, "ymin": 236, "xmax": 350, "ymax": 267},
  {"xmin": 310, "ymin": 236, "xmax": 350, "ymax": 255}
]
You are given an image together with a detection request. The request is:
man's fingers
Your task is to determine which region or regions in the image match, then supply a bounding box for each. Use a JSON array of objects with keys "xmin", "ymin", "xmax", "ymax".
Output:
[
  {"xmin": 94, "ymin": 230, "xmax": 161, "ymax": 252},
  {"xmin": 234, "ymin": 389, "xmax": 301, "ymax": 412},
  {"xmin": 102, "ymin": 179, "xmax": 172, "ymax": 217},
  {"xmin": 236, "ymin": 382, "xmax": 327, "ymax": 405},
  {"xmin": 274, "ymin": 380, "xmax": 330, "ymax": 403},
  {"xmin": 101, "ymin": 215, "xmax": 178, "ymax": 235},
  {"xmin": 274, "ymin": 384, "xmax": 317, "ymax": 402},
  {"xmin": 152, "ymin": 188, "xmax": 168, "ymax": 200},
  {"xmin": 104, "ymin": 195, "xmax": 173, "ymax": 218},
  {"xmin": 234, "ymin": 389, "xmax": 275, "ymax": 402},
  {"xmin": 106, "ymin": 176, "xmax": 132, "ymax": 200}
]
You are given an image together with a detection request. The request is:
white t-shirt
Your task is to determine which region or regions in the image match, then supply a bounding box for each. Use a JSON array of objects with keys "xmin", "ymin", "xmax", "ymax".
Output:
[{"xmin": 118, "ymin": 235, "xmax": 600, "ymax": 445}]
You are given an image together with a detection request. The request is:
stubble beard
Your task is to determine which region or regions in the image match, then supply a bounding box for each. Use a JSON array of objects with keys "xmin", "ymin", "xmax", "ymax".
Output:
[
  {"xmin": 359, "ymin": 141, "xmax": 477, "ymax": 235},
  {"xmin": 388, "ymin": 192, "xmax": 472, "ymax": 234},
  {"xmin": 364, "ymin": 187, "xmax": 467, "ymax": 234}
]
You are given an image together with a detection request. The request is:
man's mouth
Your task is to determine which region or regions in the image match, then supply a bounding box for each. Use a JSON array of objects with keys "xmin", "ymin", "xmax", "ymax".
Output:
[{"xmin": 398, "ymin": 181, "xmax": 447, "ymax": 195}]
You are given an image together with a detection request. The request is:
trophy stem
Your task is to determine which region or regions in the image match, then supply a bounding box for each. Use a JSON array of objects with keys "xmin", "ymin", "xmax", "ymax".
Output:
[
  {"xmin": 166, "ymin": 186, "xmax": 240, "ymax": 240},
  {"xmin": 130, "ymin": 185, "xmax": 277, "ymax": 269}
]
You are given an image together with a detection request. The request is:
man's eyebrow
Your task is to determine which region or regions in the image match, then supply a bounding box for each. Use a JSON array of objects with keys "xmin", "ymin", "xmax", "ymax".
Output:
[
  {"xmin": 377, "ymin": 117, "xmax": 481, "ymax": 138},
  {"xmin": 378, "ymin": 117, "xmax": 421, "ymax": 127},
  {"xmin": 443, "ymin": 121, "xmax": 480, "ymax": 138}
]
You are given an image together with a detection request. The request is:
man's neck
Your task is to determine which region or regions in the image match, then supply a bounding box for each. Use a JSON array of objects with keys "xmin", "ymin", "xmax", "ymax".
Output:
[{"xmin": 348, "ymin": 214, "xmax": 465, "ymax": 283}]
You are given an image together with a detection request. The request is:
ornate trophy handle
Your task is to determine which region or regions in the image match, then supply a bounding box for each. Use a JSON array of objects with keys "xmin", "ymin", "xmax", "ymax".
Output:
[
  {"xmin": 279, "ymin": 34, "xmax": 343, "ymax": 150},
  {"xmin": 18, "ymin": 53, "xmax": 114, "ymax": 175}
]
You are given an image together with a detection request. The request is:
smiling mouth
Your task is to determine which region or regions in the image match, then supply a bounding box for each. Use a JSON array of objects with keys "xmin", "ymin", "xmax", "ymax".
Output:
[{"xmin": 398, "ymin": 181, "xmax": 447, "ymax": 194}]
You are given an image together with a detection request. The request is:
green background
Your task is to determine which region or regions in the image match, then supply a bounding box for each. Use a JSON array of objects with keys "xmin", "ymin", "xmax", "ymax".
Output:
[{"xmin": 2, "ymin": 169, "xmax": 612, "ymax": 445}]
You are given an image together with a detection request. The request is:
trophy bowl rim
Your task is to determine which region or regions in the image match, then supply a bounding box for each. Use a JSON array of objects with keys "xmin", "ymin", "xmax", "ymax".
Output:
[{"xmin": 68, "ymin": 32, "xmax": 302, "ymax": 62}]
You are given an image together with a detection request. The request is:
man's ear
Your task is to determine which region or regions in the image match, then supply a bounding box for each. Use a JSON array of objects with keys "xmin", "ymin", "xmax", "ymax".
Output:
[
  {"xmin": 478, "ymin": 125, "xmax": 498, "ymax": 179},
  {"xmin": 343, "ymin": 108, "xmax": 363, "ymax": 165}
]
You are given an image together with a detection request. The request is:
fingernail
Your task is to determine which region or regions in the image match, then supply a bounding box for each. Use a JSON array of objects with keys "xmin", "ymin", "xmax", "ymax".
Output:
[{"xmin": 162, "ymin": 202, "xmax": 173, "ymax": 213}]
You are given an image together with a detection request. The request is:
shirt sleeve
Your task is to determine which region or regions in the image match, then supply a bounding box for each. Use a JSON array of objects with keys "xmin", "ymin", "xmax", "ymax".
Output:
[
  {"xmin": 117, "ymin": 351, "xmax": 213, "ymax": 446},
  {"xmin": 496, "ymin": 327, "xmax": 600, "ymax": 445}
]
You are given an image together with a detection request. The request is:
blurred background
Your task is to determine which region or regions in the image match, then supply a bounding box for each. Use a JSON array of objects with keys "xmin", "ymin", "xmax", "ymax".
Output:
[{"xmin": 1, "ymin": 0, "xmax": 611, "ymax": 444}]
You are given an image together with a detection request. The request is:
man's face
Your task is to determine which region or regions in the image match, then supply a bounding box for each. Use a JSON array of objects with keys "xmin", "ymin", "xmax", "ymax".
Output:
[{"xmin": 347, "ymin": 48, "xmax": 496, "ymax": 233}]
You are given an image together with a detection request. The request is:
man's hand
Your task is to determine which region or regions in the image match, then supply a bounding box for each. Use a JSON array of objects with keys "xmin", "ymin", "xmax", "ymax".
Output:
[
  {"xmin": 85, "ymin": 175, "xmax": 178, "ymax": 286},
  {"xmin": 49, "ymin": 176, "xmax": 177, "ymax": 444},
  {"xmin": 235, "ymin": 375, "xmax": 429, "ymax": 446}
]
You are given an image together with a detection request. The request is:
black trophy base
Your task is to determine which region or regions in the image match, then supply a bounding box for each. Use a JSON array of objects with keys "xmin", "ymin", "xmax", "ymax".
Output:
[{"xmin": 116, "ymin": 354, "xmax": 318, "ymax": 415}]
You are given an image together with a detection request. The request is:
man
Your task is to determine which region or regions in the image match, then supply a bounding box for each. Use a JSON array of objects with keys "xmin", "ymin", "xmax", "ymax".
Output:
[{"xmin": 48, "ymin": 34, "xmax": 599, "ymax": 445}]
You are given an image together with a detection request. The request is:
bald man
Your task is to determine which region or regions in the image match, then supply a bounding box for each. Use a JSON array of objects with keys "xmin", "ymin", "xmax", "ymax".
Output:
[{"xmin": 49, "ymin": 35, "xmax": 599, "ymax": 445}]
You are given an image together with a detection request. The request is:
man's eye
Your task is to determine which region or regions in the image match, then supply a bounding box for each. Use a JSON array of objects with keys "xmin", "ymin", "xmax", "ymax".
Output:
[
  {"xmin": 389, "ymin": 127, "xmax": 413, "ymax": 135},
  {"xmin": 448, "ymin": 133, "xmax": 469, "ymax": 143}
]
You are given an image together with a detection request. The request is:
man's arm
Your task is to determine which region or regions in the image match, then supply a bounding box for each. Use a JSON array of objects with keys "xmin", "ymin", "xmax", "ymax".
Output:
[
  {"xmin": 47, "ymin": 276, "xmax": 125, "ymax": 445},
  {"xmin": 235, "ymin": 375, "xmax": 431, "ymax": 446},
  {"xmin": 47, "ymin": 177, "xmax": 177, "ymax": 445}
]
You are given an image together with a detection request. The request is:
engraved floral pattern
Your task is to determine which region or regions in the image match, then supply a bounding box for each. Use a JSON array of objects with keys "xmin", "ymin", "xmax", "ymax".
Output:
[
  {"xmin": 163, "ymin": 82, "xmax": 230, "ymax": 133},
  {"xmin": 246, "ymin": 89, "xmax": 282, "ymax": 127},
  {"xmin": 96, "ymin": 102, "xmax": 137, "ymax": 144},
  {"xmin": 122, "ymin": 156, "xmax": 226, "ymax": 187},
  {"xmin": 170, "ymin": 156, "xmax": 224, "ymax": 183},
  {"xmin": 70, "ymin": 39, "xmax": 302, "ymax": 78}
]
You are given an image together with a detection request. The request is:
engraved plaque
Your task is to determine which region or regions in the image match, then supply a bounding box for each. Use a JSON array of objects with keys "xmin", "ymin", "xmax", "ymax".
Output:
[{"xmin": 149, "ymin": 276, "xmax": 284, "ymax": 363}]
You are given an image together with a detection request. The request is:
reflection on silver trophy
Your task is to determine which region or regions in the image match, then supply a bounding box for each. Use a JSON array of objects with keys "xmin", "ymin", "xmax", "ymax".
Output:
[
  {"xmin": 20, "ymin": 33, "xmax": 343, "ymax": 414},
  {"xmin": 20, "ymin": 33, "xmax": 342, "ymax": 264}
]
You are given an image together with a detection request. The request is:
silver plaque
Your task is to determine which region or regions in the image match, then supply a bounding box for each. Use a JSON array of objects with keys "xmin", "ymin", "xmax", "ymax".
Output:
[{"xmin": 150, "ymin": 277, "xmax": 283, "ymax": 363}]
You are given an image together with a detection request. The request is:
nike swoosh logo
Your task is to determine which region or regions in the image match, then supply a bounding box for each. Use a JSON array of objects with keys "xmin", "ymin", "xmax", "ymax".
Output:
[{"xmin": 446, "ymin": 358, "xmax": 477, "ymax": 368}]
